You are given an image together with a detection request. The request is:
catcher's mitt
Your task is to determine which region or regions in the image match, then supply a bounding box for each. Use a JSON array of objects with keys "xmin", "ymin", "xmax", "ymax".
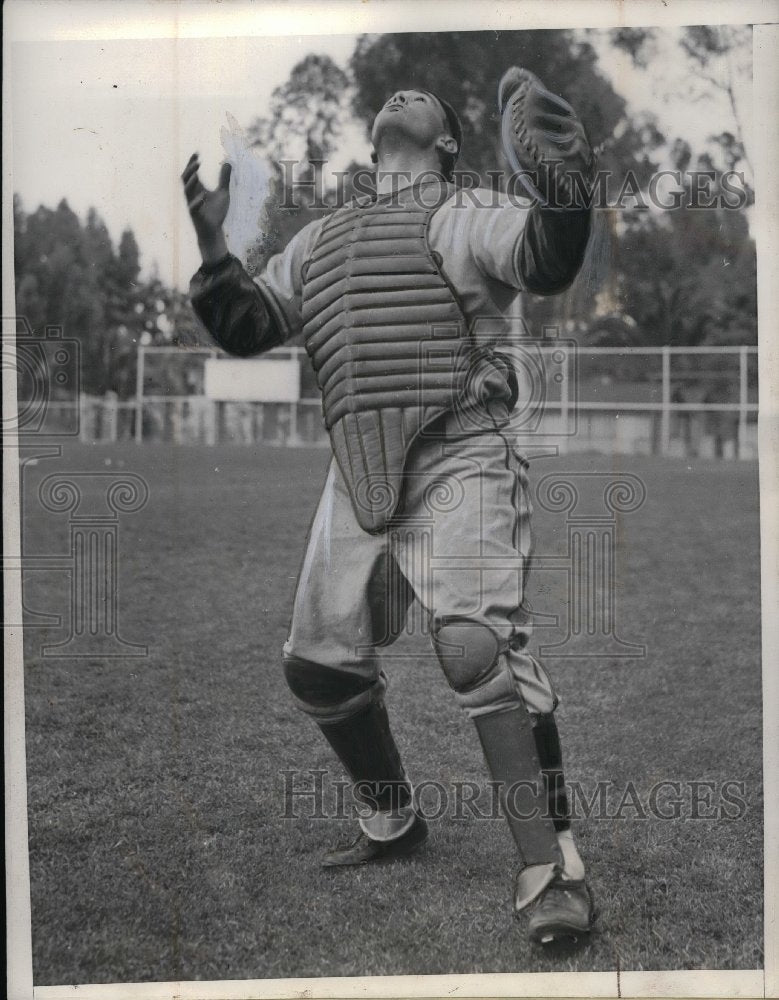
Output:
[{"xmin": 498, "ymin": 67, "xmax": 596, "ymax": 209}]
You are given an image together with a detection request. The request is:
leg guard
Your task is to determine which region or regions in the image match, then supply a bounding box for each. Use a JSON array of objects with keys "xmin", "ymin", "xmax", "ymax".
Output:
[
  {"xmin": 283, "ymin": 655, "xmax": 411, "ymax": 814},
  {"xmin": 433, "ymin": 621, "xmax": 562, "ymax": 903},
  {"xmin": 532, "ymin": 713, "xmax": 571, "ymax": 832}
]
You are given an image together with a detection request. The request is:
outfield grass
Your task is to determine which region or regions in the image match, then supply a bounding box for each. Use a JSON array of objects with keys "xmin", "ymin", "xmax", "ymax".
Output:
[{"xmin": 21, "ymin": 443, "xmax": 763, "ymax": 983}]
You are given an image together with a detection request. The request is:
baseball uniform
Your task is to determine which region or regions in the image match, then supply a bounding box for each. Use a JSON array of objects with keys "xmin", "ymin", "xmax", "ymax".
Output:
[{"xmin": 190, "ymin": 177, "xmax": 589, "ymax": 892}]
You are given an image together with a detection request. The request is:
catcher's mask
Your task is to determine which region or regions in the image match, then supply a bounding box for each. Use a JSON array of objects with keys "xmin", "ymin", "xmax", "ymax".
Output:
[{"xmin": 371, "ymin": 90, "xmax": 462, "ymax": 182}]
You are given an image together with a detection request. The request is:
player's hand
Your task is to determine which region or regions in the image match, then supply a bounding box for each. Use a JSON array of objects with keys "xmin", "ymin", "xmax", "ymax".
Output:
[{"xmin": 181, "ymin": 153, "xmax": 231, "ymax": 263}]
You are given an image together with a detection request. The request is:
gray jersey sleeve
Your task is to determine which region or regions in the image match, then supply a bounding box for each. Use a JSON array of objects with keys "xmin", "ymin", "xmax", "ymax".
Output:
[
  {"xmin": 254, "ymin": 217, "xmax": 325, "ymax": 340},
  {"xmin": 466, "ymin": 193, "xmax": 591, "ymax": 294}
]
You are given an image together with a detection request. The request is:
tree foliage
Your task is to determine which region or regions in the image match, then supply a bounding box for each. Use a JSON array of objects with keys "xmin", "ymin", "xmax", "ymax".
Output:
[
  {"xmin": 680, "ymin": 25, "xmax": 752, "ymax": 179},
  {"xmin": 13, "ymin": 197, "xmax": 193, "ymax": 397},
  {"xmin": 608, "ymin": 196, "xmax": 756, "ymax": 346},
  {"xmin": 243, "ymin": 54, "xmax": 350, "ymax": 279},
  {"xmin": 610, "ymin": 25, "xmax": 752, "ymax": 181},
  {"xmin": 248, "ymin": 53, "xmax": 350, "ymax": 165},
  {"xmin": 609, "ymin": 27, "xmax": 658, "ymax": 68}
]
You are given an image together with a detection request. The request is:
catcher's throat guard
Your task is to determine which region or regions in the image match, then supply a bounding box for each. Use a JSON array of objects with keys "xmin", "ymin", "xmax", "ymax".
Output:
[{"xmin": 498, "ymin": 66, "xmax": 596, "ymax": 211}]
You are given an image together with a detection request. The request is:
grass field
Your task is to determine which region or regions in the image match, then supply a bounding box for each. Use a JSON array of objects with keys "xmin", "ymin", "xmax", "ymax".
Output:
[{"xmin": 20, "ymin": 443, "xmax": 763, "ymax": 984}]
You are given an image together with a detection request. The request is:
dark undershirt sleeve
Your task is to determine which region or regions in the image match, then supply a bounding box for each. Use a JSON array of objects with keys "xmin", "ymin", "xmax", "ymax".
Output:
[
  {"xmin": 516, "ymin": 207, "xmax": 592, "ymax": 296},
  {"xmin": 189, "ymin": 253, "xmax": 284, "ymax": 357}
]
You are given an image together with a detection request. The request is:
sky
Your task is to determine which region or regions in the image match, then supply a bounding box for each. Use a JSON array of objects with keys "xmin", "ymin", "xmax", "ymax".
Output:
[{"xmin": 8, "ymin": 4, "xmax": 753, "ymax": 290}]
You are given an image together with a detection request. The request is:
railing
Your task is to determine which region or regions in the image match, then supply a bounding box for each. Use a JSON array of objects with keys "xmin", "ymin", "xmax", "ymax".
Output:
[{"xmin": 29, "ymin": 345, "xmax": 759, "ymax": 460}]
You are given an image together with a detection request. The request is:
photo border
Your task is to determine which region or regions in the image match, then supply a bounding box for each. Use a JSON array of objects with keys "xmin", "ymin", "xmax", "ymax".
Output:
[{"xmin": 4, "ymin": 2, "xmax": 778, "ymax": 998}]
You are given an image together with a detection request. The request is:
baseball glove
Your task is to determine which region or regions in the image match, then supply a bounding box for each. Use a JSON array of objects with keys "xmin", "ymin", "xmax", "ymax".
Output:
[{"xmin": 498, "ymin": 67, "xmax": 596, "ymax": 209}]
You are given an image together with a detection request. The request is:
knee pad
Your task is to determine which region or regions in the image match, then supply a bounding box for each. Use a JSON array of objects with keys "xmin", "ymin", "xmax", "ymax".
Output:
[
  {"xmin": 432, "ymin": 620, "xmax": 501, "ymax": 691},
  {"xmin": 283, "ymin": 655, "xmax": 375, "ymax": 710}
]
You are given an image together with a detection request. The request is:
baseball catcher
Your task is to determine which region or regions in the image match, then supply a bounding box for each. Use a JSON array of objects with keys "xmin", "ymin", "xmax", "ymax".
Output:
[{"xmin": 183, "ymin": 67, "xmax": 596, "ymax": 946}]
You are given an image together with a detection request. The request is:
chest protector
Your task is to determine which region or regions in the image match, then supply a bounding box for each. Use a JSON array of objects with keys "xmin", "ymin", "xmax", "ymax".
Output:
[{"xmin": 301, "ymin": 184, "xmax": 479, "ymax": 533}]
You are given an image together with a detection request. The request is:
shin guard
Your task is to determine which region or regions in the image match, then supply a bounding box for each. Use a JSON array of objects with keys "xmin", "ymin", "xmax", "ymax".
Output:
[
  {"xmin": 317, "ymin": 699, "xmax": 412, "ymax": 814},
  {"xmin": 472, "ymin": 702, "xmax": 562, "ymax": 866},
  {"xmin": 283, "ymin": 655, "xmax": 411, "ymax": 816},
  {"xmin": 434, "ymin": 623, "xmax": 563, "ymax": 905}
]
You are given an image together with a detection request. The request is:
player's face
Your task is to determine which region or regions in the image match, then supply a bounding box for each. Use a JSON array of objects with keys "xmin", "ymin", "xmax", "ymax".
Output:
[{"xmin": 371, "ymin": 90, "xmax": 450, "ymax": 152}]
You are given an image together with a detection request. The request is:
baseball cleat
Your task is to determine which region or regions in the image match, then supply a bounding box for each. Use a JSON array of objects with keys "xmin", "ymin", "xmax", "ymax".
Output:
[
  {"xmin": 519, "ymin": 875, "xmax": 596, "ymax": 945},
  {"xmin": 321, "ymin": 815, "xmax": 428, "ymax": 867}
]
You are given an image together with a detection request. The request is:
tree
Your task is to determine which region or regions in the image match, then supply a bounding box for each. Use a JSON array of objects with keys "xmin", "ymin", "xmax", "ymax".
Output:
[
  {"xmin": 12, "ymin": 197, "xmax": 193, "ymax": 398},
  {"xmin": 241, "ymin": 54, "xmax": 351, "ymax": 279},
  {"xmin": 609, "ymin": 27, "xmax": 658, "ymax": 68},
  {"xmin": 600, "ymin": 169, "xmax": 756, "ymax": 347},
  {"xmin": 609, "ymin": 25, "xmax": 752, "ymax": 185},
  {"xmin": 578, "ymin": 27, "xmax": 756, "ymax": 347},
  {"xmin": 680, "ymin": 25, "xmax": 752, "ymax": 177},
  {"xmin": 249, "ymin": 53, "xmax": 350, "ymax": 169},
  {"xmin": 104, "ymin": 228, "xmax": 141, "ymax": 329}
]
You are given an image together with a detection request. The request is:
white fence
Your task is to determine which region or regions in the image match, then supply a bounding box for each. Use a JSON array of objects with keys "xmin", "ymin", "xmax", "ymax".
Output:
[{"xmin": 41, "ymin": 345, "xmax": 759, "ymax": 460}]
